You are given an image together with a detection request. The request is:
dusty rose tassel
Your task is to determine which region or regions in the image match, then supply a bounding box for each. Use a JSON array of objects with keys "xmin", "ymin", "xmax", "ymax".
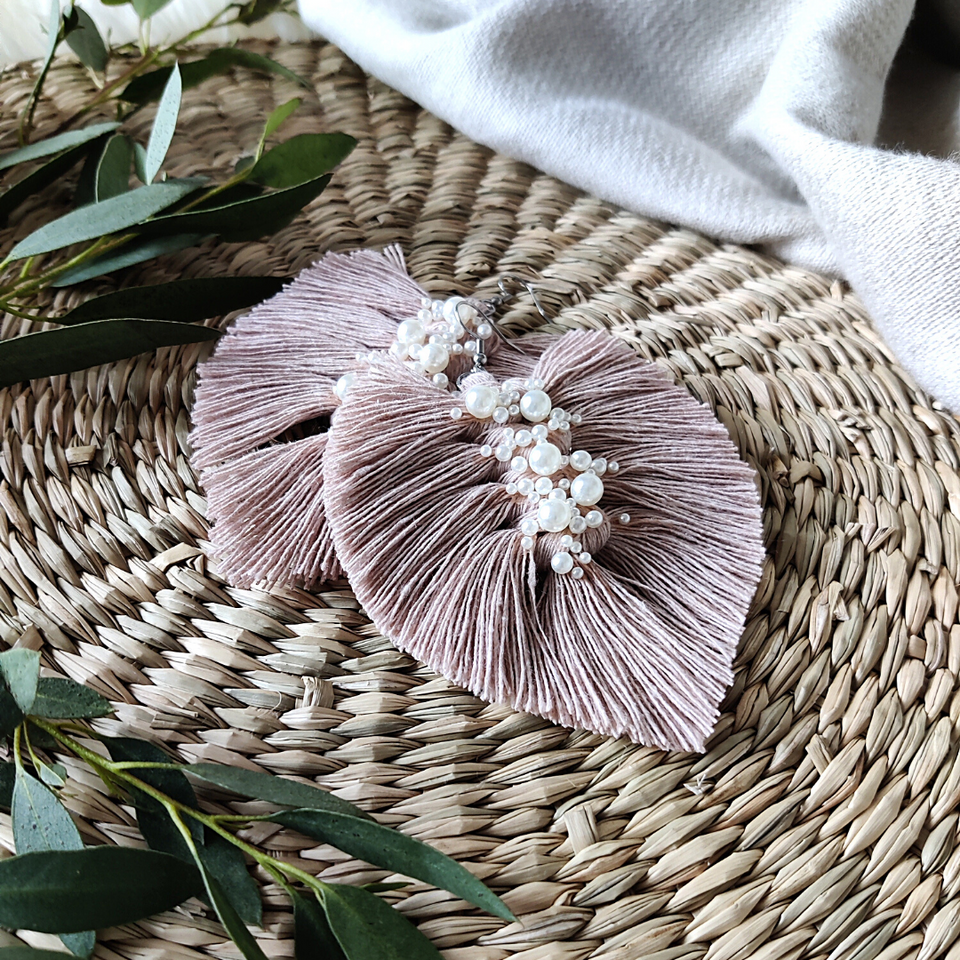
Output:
[{"xmin": 323, "ymin": 332, "xmax": 764, "ymax": 752}]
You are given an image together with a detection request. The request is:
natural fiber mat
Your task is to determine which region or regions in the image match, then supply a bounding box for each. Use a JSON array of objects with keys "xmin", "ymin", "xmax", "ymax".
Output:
[{"xmin": 2, "ymin": 37, "xmax": 960, "ymax": 960}]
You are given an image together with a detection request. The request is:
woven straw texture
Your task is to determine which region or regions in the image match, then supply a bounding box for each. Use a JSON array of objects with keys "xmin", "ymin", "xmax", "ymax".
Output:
[{"xmin": 3, "ymin": 38, "xmax": 960, "ymax": 960}]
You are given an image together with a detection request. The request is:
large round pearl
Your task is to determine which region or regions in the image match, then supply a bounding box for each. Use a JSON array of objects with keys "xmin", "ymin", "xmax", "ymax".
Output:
[
  {"xmin": 551, "ymin": 552, "xmax": 574, "ymax": 575},
  {"xmin": 569, "ymin": 450, "xmax": 592, "ymax": 472},
  {"xmin": 520, "ymin": 389, "xmax": 552, "ymax": 423},
  {"xmin": 463, "ymin": 384, "xmax": 499, "ymax": 418},
  {"xmin": 396, "ymin": 319, "xmax": 426, "ymax": 344},
  {"xmin": 570, "ymin": 472, "xmax": 604, "ymax": 506},
  {"xmin": 538, "ymin": 498, "xmax": 571, "ymax": 532},
  {"xmin": 528, "ymin": 441, "xmax": 563, "ymax": 476},
  {"xmin": 419, "ymin": 342, "xmax": 449, "ymax": 374}
]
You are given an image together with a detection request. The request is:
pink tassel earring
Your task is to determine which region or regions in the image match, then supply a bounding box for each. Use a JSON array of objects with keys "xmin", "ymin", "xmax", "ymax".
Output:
[{"xmin": 191, "ymin": 246, "xmax": 765, "ymax": 752}]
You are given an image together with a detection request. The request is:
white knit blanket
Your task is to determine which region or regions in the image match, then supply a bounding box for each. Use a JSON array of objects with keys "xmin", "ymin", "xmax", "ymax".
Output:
[{"xmin": 299, "ymin": 0, "xmax": 960, "ymax": 412}]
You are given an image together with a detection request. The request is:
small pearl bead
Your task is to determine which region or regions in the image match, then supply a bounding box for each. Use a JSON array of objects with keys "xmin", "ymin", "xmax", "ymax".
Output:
[
  {"xmin": 450, "ymin": 407, "xmax": 462, "ymax": 420},
  {"xmin": 619, "ymin": 513, "xmax": 631, "ymax": 524},
  {"xmin": 452, "ymin": 343, "xmax": 464, "ymax": 354},
  {"xmin": 532, "ymin": 378, "xmax": 545, "ymax": 389},
  {"xmin": 560, "ymin": 534, "xmax": 573, "ymax": 548},
  {"xmin": 431, "ymin": 300, "xmax": 444, "ymax": 315},
  {"xmin": 480, "ymin": 444, "xmax": 493, "ymax": 457},
  {"xmin": 334, "ymin": 372, "xmax": 356, "ymax": 400},
  {"xmin": 442, "ymin": 297, "xmax": 463, "ymax": 322},
  {"xmin": 420, "ymin": 297, "xmax": 432, "ymax": 308},
  {"xmin": 569, "ymin": 515, "xmax": 586, "ymax": 534},
  {"xmin": 572, "ymin": 567, "xmax": 584, "ymax": 580},
  {"xmin": 570, "ymin": 450, "xmax": 592, "ymax": 472},
  {"xmin": 476, "ymin": 322, "xmax": 493, "ymax": 339},
  {"xmin": 548, "ymin": 488, "xmax": 565, "ymax": 500},
  {"xmin": 433, "ymin": 373, "xmax": 449, "ymax": 388},
  {"xmin": 495, "ymin": 443, "xmax": 513, "ymax": 461},
  {"xmin": 608, "ymin": 461, "xmax": 619, "ymax": 474},
  {"xmin": 551, "ymin": 552, "xmax": 574, "ymax": 575},
  {"xmin": 464, "ymin": 340, "xmax": 478, "ymax": 355},
  {"xmin": 508, "ymin": 404, "xmax": 520, "ymax": 416},
  {"xmin": 558, "ymin": 478, "xmax": 570, "ymax": 490},
  {"xmin": 559, "ymin": 421, "xmax": 570, "ymax": 431},
  {"xmin": 518, "ymin": 478, "xmax": 535, "ymax": 496},
  {"xmin": 580, "ymin": 552, "xmax": 592, "ymax": 564},
  {"xmin": 585, "ymin": 510, "xmax": 604, "ymax": 528},
  {"xmin": 420, "ymin": 342, "xmax": 449, "ymax": 374},
  {"xmin": 503, "ymin": 427, "xmax": 515, "ymax": 439},
  {"xmin": 570, "ymin": 472, "xmax": 604, "ymax": 506},
  {"xmin": 551, "ymin": 408, "xmax": 565, "ymax": 420},
  {"xmin": 505, "ymin": 482, "xmax": 518, "ymax": 495},
  {"xmin": 547, "ymin": 418, "xmax": 560, "ymax": 431},
  {"xmin": 416, "ymin": 308, "xmax": 431, "ymax": 322},
  {"xmin": 463, "ymin": 384, "xmax": 499, "ymax": 418},
  {"xmin": 520, "ymin": 389, "xmax": 552, "ymax": 423},
  {"xmin": 571, "ymin": 413, "xmax": 582, "ymax": 424},
  {"xmin": 521, "ymin": 536, "xmax": 535, "ymax": 551},
  {"xmin": 534, "ymin": 477, "xmax": 553, "ymax": 495},
  {"xmin": 538, "ymin": 498, "xmax": 571, "ymax": 533},
  {"xmin": 571, "ymin": 541, "xmax": 582, "ymax": 553},
  {"xmin": 493, "ymin": 406, "xmax": 510, "ymax": 424},
  {"xmin": 397, "ymin": 318, "xmax": 426, "ymax": 344},
  {"xmin": 528, "ymin": 441, "xmax": 563, "ymax": 476},
  {"xmin": 511, "ymin": 456, "xmax": 527, "ymax": 472},
  {"xmin": 520, "ymin": 518, "xmax": 538, "ymax": 536},
  {"xmin": 515, "ymin": 430, "xmax": 532, "ymax": 447},
  {"xmin": 531, "ymin": 424, "xmax": 548, "ymax": 440},
  {"xmin": 592, "ymin": 457, "xmax": 608, "ymax": 475}
]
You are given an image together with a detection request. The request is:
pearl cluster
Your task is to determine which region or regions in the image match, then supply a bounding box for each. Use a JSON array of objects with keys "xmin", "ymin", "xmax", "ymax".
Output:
[{"xmin": 451, "ymin": 378, "xmax": 624, "ymax": 576}]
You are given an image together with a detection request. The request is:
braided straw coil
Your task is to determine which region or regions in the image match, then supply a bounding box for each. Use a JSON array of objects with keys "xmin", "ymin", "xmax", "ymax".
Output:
[{"xmin": 2, "ymin": 39, "xmax": 960, "ymax": 960}]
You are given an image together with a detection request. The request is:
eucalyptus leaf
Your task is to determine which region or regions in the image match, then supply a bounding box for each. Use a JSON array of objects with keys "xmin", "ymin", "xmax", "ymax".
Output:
[
  {"xmin": 0, "ymin": 763, "xmax": 15, "ymax": 809},
  {"xmin": 93, "ymin": 134, "xmax": 133, "ymax": 202},
  {"xmin": 133, "ymin": 141, "xmax": 148, "ymax": 184},
  {"xmin": 143, "ymin": 63, "xmax": 181, "ymax": 185},
  {"xmin": 59, "ymin": 276, "xmax": 288, "ymax": 325},
  {"xmin": 0, "ymin": 649, "xmax": 40, "ymax": 713},
  {"xmin": 136, "ymin": 173, "xmax": 331, "ymax": 242},
  {"xmin": 0, "ymin": 138, "xmax": 104, "ymax": 226},
  {"xmin": 132, "ymin": 0, "xmax": 176, "ymax": 17},
  {"xmin": 235, "ymin": 0, "xmax": 286, "ymax": 25},
  {"xmin": 0, "ymin": 847, "xmax": 202, "ymax": 933},
  {"xmin": 0, "ymin": 319, "xmax": 219, "ymax": 388},
  {"xmin": 200, "ymin": 832, "xmax": 262, "ymax": 928},
  {"xmin": 322, "ymin": 883, "xmax": 443, "ymax": 960},
  {"xmin": 0, "ymin": 684, "xmax": 23, "ymax": 736},
  {"xmin": 64, "ymin": 6, "xmax": 108, "ymax": 72},
  {"xmin": 51, "ymin": 232, "xmax": 208, "ymax": 286},
  {"xmin": 192, "ymin": 855, "xmax": 268, "ymax": 960},
  {"xmin": 186, "ymin": 763, "xmax": 371, "ymax": 820},
  {"xmin": 122, "ymin": 48, "xmax": 310, "ymax": 105},
  {"xmin": 74, "ymin": 136, "xmax": 107, "ymax": 207},
  {"xmin": 36, "ymin": 761, "xmax": 66, "ymax": 789},
  {"xmin": 258, "ymin": 98, "xmax": 300, "ymax": 157},
  {"xmin": 0, "ymin": 121, "xmax": 119, "ymax": 173},
  {"xmin": 6, "ymin": 176, "xmax": 205, "ymax": 261},
  {"xmin": 270, "ymin": 810, "xmax": 513, "ymax": 920},
  {"xmin": 292, "ymin": 890, "xmax": 346, "ymax": 960},
  {"xmin": 12, "ymin": 768, "xmax": 95, "ymax": 958},
  {"xmin": 249, "ymin": 133, "xmax": 356, "ymax": 189},
  {"xmin": 30, "ymin": 677, "xmax": 112, "ymax": 719}
]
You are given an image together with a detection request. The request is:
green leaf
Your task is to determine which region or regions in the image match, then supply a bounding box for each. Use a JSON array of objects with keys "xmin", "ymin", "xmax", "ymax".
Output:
[
  {"xmin": 249, "ymin": 133, "xmax": 356, "ymax": 189},
  {"xmin": 132, "ymin": 0, "xmax": 175, "ymax": 17},
  {"xmin": 0, "ymin": 763, "xmax": 15, "ymax": 809},
  {"xmin": 0, "ymin": 649, "xmax": 40, "ymax": 713},
  {"xmin": 235, "ymin": 0, "xmax": 285, "ymax": 25},
  {"xmin": 136, "ymin": 173, "xmax": 331, "ymax": 243},
  {"xmin": 200, "ymin": 832, "xmax": 262, "ymax": 928},
  {"xmin": 51, "ymin": 232, "xmax": 208, "ymax": 286},
  {"xmin": 0, "ymin": 684, "xmax": 23, "ymax": 736},
  {"xmin": 0, "ymin": 138, "xmax": 104, "ymax": 226},
  {"xmin": 0, "ymin": 319, "xmax": 219, "ymax": 388},
  {"xmin": 192, "ymin": 855, "xmax": 268, "ymax": 960},
  {"xmin": 133, "ymin": 141, "xmax": 148, "ymax": 184},
  {"xmin": 12, "ymin": 768, "xmax": 94, "ymax": 958},
  {"xmin": 93, "ymin": 134, "xmax": 133, "ymax": 202},
  {"xmin": 186, "ymin": 763, "xmax": 372, "ymax": 820},
  {"xmin": 0, "ymin": 949, "xmax": 94, "ymax": 959},
  {"xmin": 30, "ymin": 677, "xmax": 112, "ymax": 719},
  {"xmin": 143, "ymin": 63, "xmax": 181, "ymax": 185},
  {"xmin": 270, "ymin": 811, "xmax": 513, "ymax": 920},
  {"xmin": 292, "ymin": 890, "xmax": 346, "ymax": 960},
  {"xmin": 121, "ymin": 48, "xmax": 310, "ymax": 105},
  {"xmin": 0, "ymin": 847, "xmax": 201, "ymax": 933},
  {"xmin": 322, "ymin": 883, "xmax": 442, "ymax": 960},
  {"xmin": 59, "ymin": 276, "xmax": 289, "ymax": 325},
  {"xmin": 0, "ymin": 121, "xmax": 120, "ymax": 174},
  {"xmin": 257, "ymin": 98, "xmax": 300, "ymax": 158},
  {"xmin": 64, "ymin": 6, "xmax": 108, "ymax": 72},
  {"xmin": 6, "ymin": 176, "xmax": 205, "ymax": 261},
  {"xmin": 36, "ymin": 761, "xmax": 66, "ymax": 789}
]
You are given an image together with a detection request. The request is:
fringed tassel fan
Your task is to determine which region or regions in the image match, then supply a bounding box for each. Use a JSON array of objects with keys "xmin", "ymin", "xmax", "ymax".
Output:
[{"xmin": 191, "ymin": 247, "xmax": 764, "ymax": 752}]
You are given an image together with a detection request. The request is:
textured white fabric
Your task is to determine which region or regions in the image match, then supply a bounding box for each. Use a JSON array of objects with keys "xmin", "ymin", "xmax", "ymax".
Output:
[{"xmin": 299, "ymin": 0, "xmax": 960, "ymax": 412}]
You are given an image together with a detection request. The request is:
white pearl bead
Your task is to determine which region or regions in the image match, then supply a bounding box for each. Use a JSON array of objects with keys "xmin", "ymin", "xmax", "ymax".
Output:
[
  {"xmin": 463, "ymin": 384, "xmax": 499, "ymax": 419},
  {"xmin": 608, "ymin": 462, "xmax": 620, "ymax": 474},
  {"xmin": 571, "ymin": 541, "xmax": 582, "ymax": 553},
  {"xmin": 420, "ymin": 342, "xmax": 449, "ymax": 374},
  {"xmin": 505, "ymin": 482, "xmax": 518, "ymax": 494},
  {"xmin": 548, "ymin": 488, "xmax": 566, "ymax": 500},
  {"xmin": 551, "ymin": 552, "xmax": 574, "ymax": 575},
  {"xmin": 531, "ymin": 424, "xmax": 548, "ymax": 440},
  {"xmin": 534, "ymin": 477, "xmax": 553, "ymax": 495},
  {"xmin": 521, "ymin": 536, "xmax": 535, "ymax": 551},
  {"xmin": 520, "ymin": 389, "xmax": 552, "ymax": 423},
  {"xmin": 442, "ymin": 297, "xmax": 463, "ymax": 322},
  {"xmin": 511, "ymin": 456, "xmax": 527, "ymax": 472},
  {"xmin": 450, "ymin": 407, "xmax": 462, "ymax": 420},
  {"xmin": 569, "ymin": 515, "xmax": 587, "ymax": 534},
  {"xmin": 397, "ymin": 319, "xmax": 426, "ymax": 344},
  {"xmin": 558, "ymin": 478, "xmax": 570, "ymax": 490},
  {"xmin": 592, "ymin": 457, "xmax": 608, "ymax": 475},
  {"xmin": 452, "ymin": 343, "xmax": 464, "ymax": 354},
  {"xmin": 493, "ymin": 406, "xmax": 510, "ymax": 424},
  {"xmin": 431, "ymin": 300, "xmax": 444, "ymax": 315},
  {"xmin": 464, "ymin": 340, "xmax": 478, "ymax": 355},
  {"xmin": 515, "ymin": 430, "xmax": 532, "ymax": 447},
  {"xmin": 580, "ymin": 552, "xmax": 592, "ymax": 564},
  {"xmin": 518, "ymin": 478, "xmax": 535, "ymax": 496},
  {"xmin": 571, "ymin": 472, "xmax": 604, "ymax": 506},
  {"xmin": 433, "ymin": 373, "xmax": 448, "ymax": 388},
  {"xmin": 407, "ymin": 342, "xmax": 422, "ymax": 360},
  {"xmin": 416, "ymin": 308, "xmax": 431, "ymax": 322},
  {"xmin": 520, "ymin": 517, "xmax": 539, "ymax": 536},
  {"xmin": 476, "ymin": 322, "xmax": 493, "ymax": 339},
  {"xmin": 420, "ymin": 296, "xmax": 432, "ymax": 308},
  {"xmin": 334, "ymin": 372, "xmax": 356, "ymax": 400},
  {"xmin": 585, "ymin": 510, "xmax": 604, "ymax": 528},
  {"xmin": 480, "ymin": 444, "xmax": 493, "ymax": 457},
  {"xmin": 571, "ymin": 567, "xmax": 584, "ymax": 580},
  {"xmin": 570, "ymin": 450, "xmax": 592, "ymax": 472},
  {"xmin": 619, "ymin": 513, "xmax": 631, "ymax": 524},
  {"xmin": 495, "ymin": 444, "xmax": 513, "ymax": 461},
  {"xmin": 528, "ymin": 441, "xmax": 562, "ymax": 477},
  {"xmin": 538, "ymin": 498, "xmax": 571, "ymax": 533},
  {"xmin": 548, "ymin": 419, "xmax": 560, "ymax": 431},
  {"xmin": 560, "ymin": 534, "xmax": 573, "ymax": 548},
  {"xmin": 532, "ymin": 378, "xmax": 545, "ymax": 389},
  {"xmin": 508, "ymin": 404, "xmax": 520, "ymax": 416}
]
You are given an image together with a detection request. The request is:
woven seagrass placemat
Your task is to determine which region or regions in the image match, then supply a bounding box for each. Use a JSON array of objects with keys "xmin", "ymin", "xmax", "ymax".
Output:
[{"xmin": 3, "ymin": 38, "xmax": 960, "ymax": 960}]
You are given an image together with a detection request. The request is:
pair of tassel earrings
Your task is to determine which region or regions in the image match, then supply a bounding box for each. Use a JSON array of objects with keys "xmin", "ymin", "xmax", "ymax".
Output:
[{"xmin": 190, "ymin": 247, "xmax": 764, "ymax": 752}]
